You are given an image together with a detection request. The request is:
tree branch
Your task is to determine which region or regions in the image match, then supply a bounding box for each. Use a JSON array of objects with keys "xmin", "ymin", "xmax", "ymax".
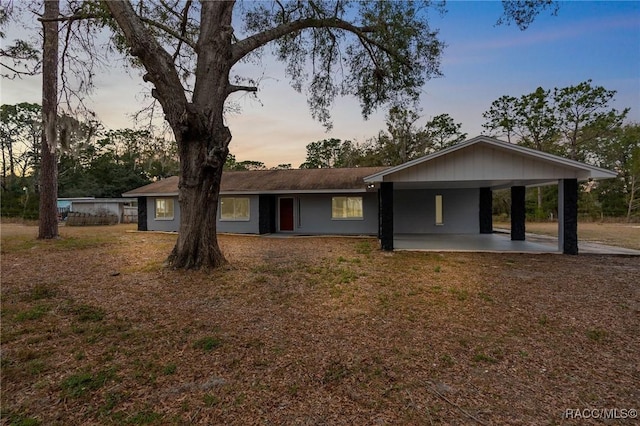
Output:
[
  {"xmin": 59, "ymin": 17, "xmax": 73, "ymax": 107},
  {"xmin": 172, "ymin": 0, "xmax": 192, "ymax": 62},
  {"xmin": 138, "ymin": 15, "xmax": 197, "ymax": 50},
  {"xmin": 356, "ymin": 34, "xmax": 382, "ymax": 70},
  {"xmin": 38, "ymin": 14, "xmax": 100, "ymax": 23},
  {"xmin": 0, "ymin": 62, "xmax": 39, "ymax": 79},
  {"xmin": 158, "ymin": 0, "xmax": 186, "ymax": 21},
  {"xmin": 102, "ymin": 0, "xmax": 187, "ymax": 126},
  {"xmin": 226, "ymin": 84, "xmax": 258, "ymax": 95},
  {"xmin": 275, "ymin": 0, "xmax": 287, "ymax": 20},
  {"xmin": 231, "ymin": 17, "xmax": 383, "ymax": 66},
  {"xmin": 308, "ymin": 1, "xmax": 325, "ymax": 18}
]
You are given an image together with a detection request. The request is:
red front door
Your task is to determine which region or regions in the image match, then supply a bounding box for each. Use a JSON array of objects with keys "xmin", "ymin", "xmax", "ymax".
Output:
[{"xmin": 279, "ymin": 198, "xmax": 294, "ymax": 231}]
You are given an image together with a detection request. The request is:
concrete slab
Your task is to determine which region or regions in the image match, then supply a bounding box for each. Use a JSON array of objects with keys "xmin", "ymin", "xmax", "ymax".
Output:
[
  {"xmin": 394, "ymin": 233, "xmax": 558, "ymax": 253},
  {"xmin": 393, "ymin": 232, "xmax": 640, "ymax": 255},
  {"xmin": 259, "ymin": 231, "xmax": 640, "ymax": 255}
]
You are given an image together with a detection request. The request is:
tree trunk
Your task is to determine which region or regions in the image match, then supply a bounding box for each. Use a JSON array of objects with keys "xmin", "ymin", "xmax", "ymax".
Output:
[
  {"xmin": 165, "ymin": 2, "xmax": 234, "ymax": 269},
  {"xmin": 1, "ymin": 142, "xmax": 7, "ymax": 185},
  {"xmin": 38, "ymin": 0, "xmax": 59, "ymax": 239},
  {"xmin": 166, "ymin": 123, "xmax": 230, "ymax": 269},
  {"xmin": 537, "ymin": 187, "xmax": 542, "ymax": 212},
  {"xmin": 104, "ymin": 0, "xmax": 234, "ymax": 269},
  {"xmin": 7, "ymin": 139, "xmax": 15, "ymax": 182},
  {"xmin": 627, "ymin": 175, "xmax": 636, "ymax": 222}
]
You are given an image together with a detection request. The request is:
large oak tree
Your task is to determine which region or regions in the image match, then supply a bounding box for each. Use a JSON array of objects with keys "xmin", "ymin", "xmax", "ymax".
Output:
[{"xmin": 103, "ymin": 0, "xmax": 445, "ymax": 269}]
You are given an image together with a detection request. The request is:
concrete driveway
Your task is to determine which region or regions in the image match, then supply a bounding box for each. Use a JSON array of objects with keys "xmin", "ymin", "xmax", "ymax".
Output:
[{"xmin": 393, "ymin": 232, "xmax": 640, "ymax": 255}]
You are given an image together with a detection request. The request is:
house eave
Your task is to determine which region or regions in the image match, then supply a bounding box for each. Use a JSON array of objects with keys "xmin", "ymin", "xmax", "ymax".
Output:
[
  {"xmin": 221, "ymin": 188, "xmax": 370, "ymax": 195},
  {"xmin": 122, "ymin": 192, "xmax": 179, "ymax": 198},
  {"xmin": 125, "ymin": 189, "xmax": 370, "ymax": 198}
]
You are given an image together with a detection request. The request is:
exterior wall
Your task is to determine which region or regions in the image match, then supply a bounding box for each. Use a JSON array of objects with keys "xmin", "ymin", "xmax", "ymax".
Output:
[
  {"xmin": 145, "ymin": 195, "xmax": 261, "ymax": 233},
  {"xmin": 217, "ymin": 195, "xmax": 260, "ymax": 234},
  {"xmin": 122, "ymin": 206, "xmax": 138, "ymax": 223},
  {"xmin": 391, "ymin": 143, "xmax": 587, "ymax": 183},
  {"xmin": 146, "ymin": 197, "xmax": 181, "ymax": 232},
  {"xmin": 292, "ymin": 192, "xmax": 378, "ymax": 235},
  {"xmin": 143, "ymin": 192, "xmax": 377, "ymax": 235},
  {"xmin": 394, "ymin": 188, "xmax": 479, "ymax": 234},
  {"xmin": 72, "ymin": 202, "xmax": 122, "ymax": 218}
]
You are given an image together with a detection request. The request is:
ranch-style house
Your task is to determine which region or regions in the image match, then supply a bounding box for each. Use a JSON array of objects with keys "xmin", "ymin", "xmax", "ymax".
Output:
[{"xmin": 123, "ymin": 136, "xmax": 616, "ymax": 254}]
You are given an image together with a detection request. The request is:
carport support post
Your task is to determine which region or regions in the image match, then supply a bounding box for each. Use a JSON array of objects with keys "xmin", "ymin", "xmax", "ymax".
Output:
[
  {"xmin": 511, "ymin": 186, "xmax": 526, "ymax": 241},
  {"xmin": 379, "ymin": 182, "xmax": 394, "ymax": 251},
  {"xmin": 479, "ymin": 187, "xmax": 493, "ymax": 234},
  {"xmin": 558, "ymin": 179, "xmax": 578, "ymax": 255}
]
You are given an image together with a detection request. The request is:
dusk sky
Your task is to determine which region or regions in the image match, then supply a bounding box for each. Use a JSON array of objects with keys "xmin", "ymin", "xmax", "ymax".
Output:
[{"xmin": 1, "ymin": 1, "xmax": 639, "ymax": 168}]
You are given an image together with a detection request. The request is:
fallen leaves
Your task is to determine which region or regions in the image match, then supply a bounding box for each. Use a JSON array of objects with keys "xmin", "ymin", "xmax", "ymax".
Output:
[{"xmin": 1, "ymin": 224, "xmax": 638, "ymax": 425}]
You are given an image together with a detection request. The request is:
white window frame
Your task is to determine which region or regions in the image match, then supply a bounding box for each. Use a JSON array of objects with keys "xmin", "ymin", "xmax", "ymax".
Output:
[
  {"xmin": 155, "ymin": 197, "xmax": 175, "ymax": 220},
  {"xmin": 220, "ymin": 197, "xmax": 250, "ymax": 221},
  {"xmin": 331, "ymin": 196, "xmax": 364, "ymax": 220}
]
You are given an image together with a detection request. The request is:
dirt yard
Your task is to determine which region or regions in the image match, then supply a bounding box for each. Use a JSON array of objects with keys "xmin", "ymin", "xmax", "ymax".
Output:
[{"xmin": 1, "ymin": 224, "xmax": 639, "ymax": 425}]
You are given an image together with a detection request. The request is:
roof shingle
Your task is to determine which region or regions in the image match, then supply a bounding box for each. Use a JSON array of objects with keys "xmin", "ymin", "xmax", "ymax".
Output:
[{"xmin": 123, "ymin": 167, "xmax": 388, "ymax": 197}]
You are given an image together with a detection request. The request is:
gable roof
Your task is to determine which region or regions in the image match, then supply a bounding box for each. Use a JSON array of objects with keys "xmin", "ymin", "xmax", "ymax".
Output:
[
  {"xmin": 123, "ymin": 136, "xmax": 617, "ymax": 197},
  {"xmin": 122, "ymin": 167, "xmax": 388, "ymax": 197},
  {"xmin": 364, "ymin": 135, "xmax": 617, "ymax": 189},
  {"xmin": 123, "ymin": 176, "xmax": 180, "ymax": 197},
  {"xmin": 220, "ymin": 167, "xmax": 388, "ymax": 194}
]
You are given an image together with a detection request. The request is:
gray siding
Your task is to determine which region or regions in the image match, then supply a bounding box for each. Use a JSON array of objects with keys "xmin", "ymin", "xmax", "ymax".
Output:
[
  {"xmin": 146, "ymin": 195, "xmax": 261, "ymax": 233},
  {"xmin": 217, "ymin": 195, "xmax": 260, "ymax": 234},
  {"xmin": 72, "ymin": 202, "xmax": 121, "ymax": 217},
  {"xmin": 390, "ymin": 142, "xmax": 589, "ymax": 183},
  {"xmin": 394, "ymin": 188, "xmax": 479, "ymax": 234},
  {"xmin": 294, "ymin": 193, "xmax": 378, "ymax": 235},
  {"xmin": 145, "ymin": 193, "xmax": 378, "ymax": 235},
  {"xmin": 146, "ymin": 197, "xmax": 180, "ymax": 232}
]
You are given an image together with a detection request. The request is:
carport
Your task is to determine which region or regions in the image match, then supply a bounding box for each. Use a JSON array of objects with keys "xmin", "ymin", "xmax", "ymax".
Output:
[{"xmin": 364, "ymin": 136, "xmax": 617, "ymax": 254}]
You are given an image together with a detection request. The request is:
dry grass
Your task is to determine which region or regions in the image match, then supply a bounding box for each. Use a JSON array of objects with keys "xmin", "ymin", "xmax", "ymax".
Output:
[
  {"xmin": 494, "ymin": 221, "xmax": 640, "ymax": 251},
  {"xmin": 1, "ymin": 224, "xmax": 639, "ymax": 425}
]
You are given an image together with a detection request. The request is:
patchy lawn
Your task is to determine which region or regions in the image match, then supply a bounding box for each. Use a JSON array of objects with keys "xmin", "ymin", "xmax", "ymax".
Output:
[{"xmin": 1, "ymin": 224, "xmax": 638, "ymax": 425}]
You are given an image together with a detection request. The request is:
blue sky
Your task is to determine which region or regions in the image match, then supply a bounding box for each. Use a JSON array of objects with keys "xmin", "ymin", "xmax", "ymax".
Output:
[
  {"xmin": 406, "ymin": 1, "xmax": 640, "ymax": 134},
  {"xmin": 1, "ymin": 1, "xmax": 639, "ymax": 168}
]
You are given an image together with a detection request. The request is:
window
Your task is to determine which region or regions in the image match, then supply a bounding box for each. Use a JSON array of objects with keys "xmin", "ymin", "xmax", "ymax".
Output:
[
  {"xmin": 332, "ymin": 196, "xmax": 363, "ymax": 219},
  {"xmin": 220, "ymin": 197, "xmax": 250, "ymax": 221},
  {"xmin": 435, "ymin": 194, "xmax": 443, "ymax": 225},
  {"xmin": 155, "ymin": 198, "xmax": 174, "ymax": 220}
]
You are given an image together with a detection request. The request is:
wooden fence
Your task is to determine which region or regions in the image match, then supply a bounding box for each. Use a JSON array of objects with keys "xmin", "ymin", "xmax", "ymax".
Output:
[{"xmin": 65, "ymin": 212, "xmax": 119, "ymax": 226}]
